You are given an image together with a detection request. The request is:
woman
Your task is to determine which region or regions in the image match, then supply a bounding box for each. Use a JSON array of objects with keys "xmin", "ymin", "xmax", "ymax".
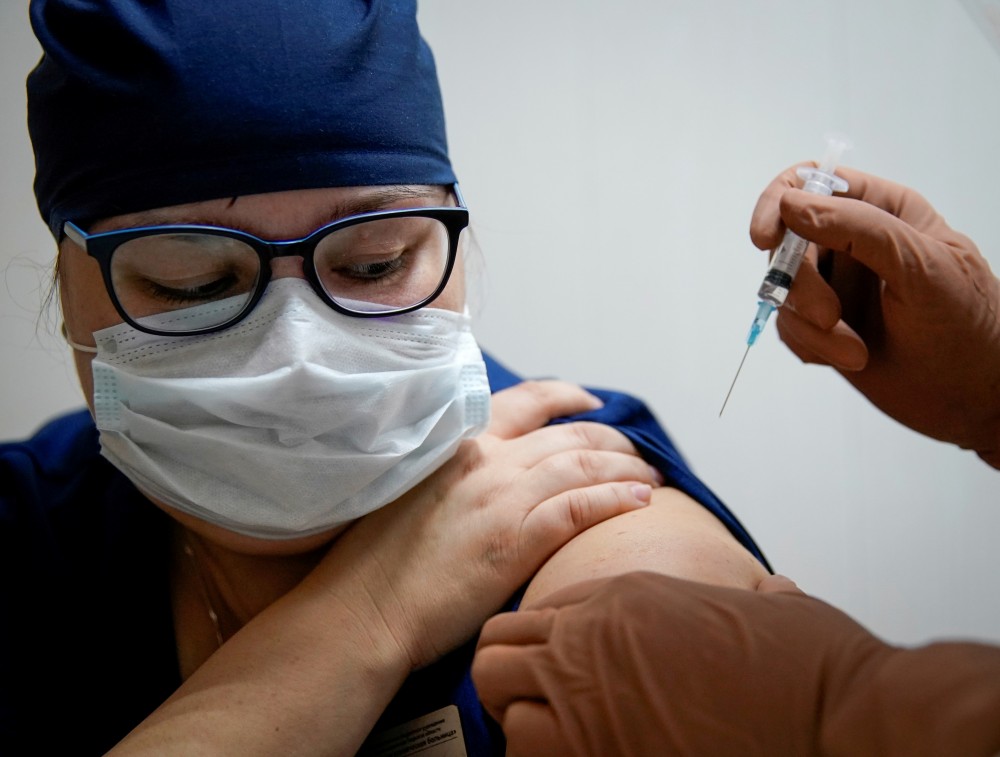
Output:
[{"xmin": 1, "ymin": 1, "xmax": 769, "ymax": 754}]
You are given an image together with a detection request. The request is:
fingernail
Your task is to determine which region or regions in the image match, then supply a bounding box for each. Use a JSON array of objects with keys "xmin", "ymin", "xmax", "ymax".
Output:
[
  {"xmin": 648, "ymin": 465, "xmax": 666, "ymax": 486},
  {"xmin": 630, "ymin": 483, "xmax": 652, "ymax": 504}
]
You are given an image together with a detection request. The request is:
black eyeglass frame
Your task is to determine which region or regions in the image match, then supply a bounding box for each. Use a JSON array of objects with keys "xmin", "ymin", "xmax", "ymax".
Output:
[{"xmin": 63, "ymin": 184, "xmax": 469, "ymax": 337}]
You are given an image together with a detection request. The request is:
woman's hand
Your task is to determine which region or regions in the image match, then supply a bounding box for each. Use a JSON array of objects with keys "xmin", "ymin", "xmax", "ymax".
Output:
[
  {"xmin": 303, "ymin": 379, "xmax": 662, "ymax": 670},
  {"xmin": 750, "ymin": 165, "xmax": 1000, "ymax": 467}
]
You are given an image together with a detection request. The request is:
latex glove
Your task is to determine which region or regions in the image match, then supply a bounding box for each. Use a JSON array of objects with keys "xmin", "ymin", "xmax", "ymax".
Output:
[
  {"xmin": 749, "ymin": 166, "xmax": 1000, "ymax": 468},
  {"xmin": 472, "ymin": 571, "xmax": 1000, "ymax": 757}
]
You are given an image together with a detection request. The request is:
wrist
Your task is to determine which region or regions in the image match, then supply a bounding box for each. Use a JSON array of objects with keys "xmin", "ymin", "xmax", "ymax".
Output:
[
  {"xmin": 822, "ymin": 642, "xmax": 1000, "ymax": 757},
  {"xmin": 299, "ymin": 564, "xmax": 419, "ymax": 678}
]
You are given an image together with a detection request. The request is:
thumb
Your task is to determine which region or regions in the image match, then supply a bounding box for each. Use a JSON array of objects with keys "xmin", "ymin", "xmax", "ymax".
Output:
[{"xmin": 756, "ymin": 574, "xmax": 807, "ymax": 596}]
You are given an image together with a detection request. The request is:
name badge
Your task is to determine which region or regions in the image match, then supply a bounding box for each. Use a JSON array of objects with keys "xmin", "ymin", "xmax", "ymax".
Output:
[{"xmin": 361, "ymin": 705, "xmax": 467, "ymax": 757}]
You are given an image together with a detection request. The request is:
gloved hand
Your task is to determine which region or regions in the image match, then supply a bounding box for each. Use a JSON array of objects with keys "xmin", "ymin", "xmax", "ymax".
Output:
[
  {"xmin": 749, "ymin": 166, "xmax": 1000, "ymax": 468},
  {"xmin": 472, "ymin": 571, "xmax": 1000, "ymax": 757}
]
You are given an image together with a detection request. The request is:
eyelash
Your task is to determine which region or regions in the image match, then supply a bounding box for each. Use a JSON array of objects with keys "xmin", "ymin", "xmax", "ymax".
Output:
[{"xmin": 145, "ymin": 274, "xmax": 238, "ymax": 303}]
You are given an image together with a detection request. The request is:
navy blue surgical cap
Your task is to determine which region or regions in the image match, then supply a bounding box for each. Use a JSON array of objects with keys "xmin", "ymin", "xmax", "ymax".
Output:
[{"xmin": 27, "ymin": 0, "xmax": 456, "ymax": 238}]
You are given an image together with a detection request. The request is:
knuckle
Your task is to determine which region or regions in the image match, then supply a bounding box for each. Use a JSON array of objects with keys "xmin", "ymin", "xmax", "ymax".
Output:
[
  {"xmin": 559, "ymin": 488, "xmax": 596, "ymax": 532},
  {"xmin": 535, "ymin": 452, "xmax": 570, "ymax": 480},
  {"xmin": 573, "ymin": 449, "xmax": 602, "ymax": 481},
  {"xmin": 460, "ymin": 434, "xmax": 486, "ymax": 458},
  {"xmin": 796, "ymin": 201, "xmax": 827, "ymax": 232},
  {"xmin": 519, "ymin": 379, "xmax": 589, "ymax": 408},
  {"xmin": 517, "ymin": 379, "xmax": 555, "ymax": 404},
  {"xmin": 451, "ymin": 438, "xmax": 488, "ymax": 479},
  {"xmin": 540, "ymin": 449, "xmax": 602, "ymax": 482},
  {"xmin": 482, "ymin": 530, "xmax": 514, "ymax": 570},
  {"xmin": 565, "ymin": 421, "xmax": 606, "ymax": 449},
  {"xmin": 748, "ymin": 223, "xmax": 776, "ymax": 251}
]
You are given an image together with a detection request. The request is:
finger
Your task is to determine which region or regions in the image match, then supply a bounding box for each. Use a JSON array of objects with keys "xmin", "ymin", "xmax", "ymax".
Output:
[
  {"xmin": 778, "ymin": 188, "xmax": 943, "ymax": 288},
  {"xmin": 477, "ymin": 607, "xmax": 558, "ymax": 649},
  {"xmin": 488, "ymin": 380, "xmax": 603, "ymax": 439},
  {"xmin": 828, "ymin": 166, "xmax": 947, "ymax": 230},
  {"xmin": 750, "ymin": 164, "xmax": 945, "ymax": 254},
  {"xmin": 774, "ymin": 313, "xmax": 830, "ymax": 367},
  {"xmin": 528, "ymin": 449, "xmax": 662, "ymax": 503},
  {"xmin": 519, "ymin": 574, "xmax": 624, "ymax": 611},
  {"xmin": 521, "ymin": 481, "xmax": 653, "ymax": 558},
  {"xmin": 502, "ymin": 700, "xmax": 567, "ymax": 757},
  {"xmin": 503, "ymin": 421, "xmax": 650, "ymax": 471},
  {"xmin": 776, "ymin": 307, "xmax": 869, "ymax": 371},
  {"xmin": 756, "ymin": 573, "xmax": 807, "ymax": 596},
  {"xmin": 472, "ymin": 643, "xmax": 550, "ymax": 724},
  {"xmin": 749, "ymin": 163, "xmax": 807, "ymax": 251},
  {"xmin": 781, "ymin": 255, "xmax": 842, "ymax": 330}
]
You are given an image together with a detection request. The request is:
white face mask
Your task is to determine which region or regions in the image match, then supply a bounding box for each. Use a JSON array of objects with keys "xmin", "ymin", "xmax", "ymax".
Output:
[{"xmin": 72, "ymin": 278, "xmax": 491, "ymax": 539}]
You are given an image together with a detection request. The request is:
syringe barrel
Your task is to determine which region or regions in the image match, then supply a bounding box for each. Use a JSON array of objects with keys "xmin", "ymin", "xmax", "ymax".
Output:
[
  {"xmin": 757, "ymin": 229, "xmax": 809, "ymax": 306},
  {"xmin": 747, "ymin": 133, "xmax": 852, "ymax": 339},
  {"xmin": 756, "ymin": 166, "xmax": 849, "ymax": 307}
]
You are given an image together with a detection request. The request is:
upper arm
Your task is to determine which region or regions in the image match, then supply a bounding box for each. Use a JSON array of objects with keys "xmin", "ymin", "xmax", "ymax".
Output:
[{"xmin": 521, "ymin": 486, "xmax": 768, "ymax": 608}]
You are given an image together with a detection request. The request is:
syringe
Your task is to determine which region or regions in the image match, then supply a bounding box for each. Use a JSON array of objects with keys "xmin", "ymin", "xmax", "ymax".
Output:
[{"xmin": 720, "ymin": 133, "xmax": 852, "ymax": 416}]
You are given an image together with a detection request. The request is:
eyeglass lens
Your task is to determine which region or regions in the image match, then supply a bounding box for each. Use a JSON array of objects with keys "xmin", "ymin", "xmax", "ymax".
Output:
[{"xmin": 109, "ymin": 216, "xmax": 452, "ymax": 332}]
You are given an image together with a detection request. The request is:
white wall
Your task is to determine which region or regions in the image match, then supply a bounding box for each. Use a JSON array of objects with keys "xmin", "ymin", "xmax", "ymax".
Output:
[{"xmin": 2, "ymin": 1, "xmax": 998, "ymax": 647}]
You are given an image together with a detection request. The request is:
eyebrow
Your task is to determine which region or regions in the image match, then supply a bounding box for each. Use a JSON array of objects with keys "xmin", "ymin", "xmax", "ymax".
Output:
[
  {"xmin": 323, "ymin": 185, "xmax": 450, "ymax": 223},
  {"xmin": 117, "ymin": 185, "xmax": 450, "ymax": 232}
]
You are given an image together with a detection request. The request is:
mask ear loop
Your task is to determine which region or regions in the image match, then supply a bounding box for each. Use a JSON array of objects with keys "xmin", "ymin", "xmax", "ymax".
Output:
[
  {"xmin": 460, "ymin": 226, "xmax": 487, "ymax": 322},
  {"xmin": 61, "ymin": 322, "xmax": 98, "ymax": 354}
]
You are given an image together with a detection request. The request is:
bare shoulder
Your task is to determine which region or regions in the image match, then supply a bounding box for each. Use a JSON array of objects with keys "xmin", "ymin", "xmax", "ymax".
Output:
[{"xmin": 521, "ymin": 486, "xmax": 768, "ymax": 608}]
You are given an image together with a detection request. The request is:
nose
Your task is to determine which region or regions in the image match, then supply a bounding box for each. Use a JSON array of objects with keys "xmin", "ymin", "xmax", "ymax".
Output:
[{"xmin": 270, "ymin": 256, "xmax": 306, "ymax": 279}]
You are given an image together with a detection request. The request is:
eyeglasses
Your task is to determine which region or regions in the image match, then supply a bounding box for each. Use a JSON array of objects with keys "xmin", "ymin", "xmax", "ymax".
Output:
[{"xmin": 63, "ymin": 185, "xmax": 469, "ymax": 337}]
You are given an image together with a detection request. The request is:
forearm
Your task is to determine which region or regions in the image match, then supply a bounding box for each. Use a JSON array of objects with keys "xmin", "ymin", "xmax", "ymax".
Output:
[
  {"xmin": 823, "ymin": 641, "xmax": 1000, "ymax": 757},
  {"xmin": 109, "ymin": 580, "xmax": 412, "ymax": 756}
]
